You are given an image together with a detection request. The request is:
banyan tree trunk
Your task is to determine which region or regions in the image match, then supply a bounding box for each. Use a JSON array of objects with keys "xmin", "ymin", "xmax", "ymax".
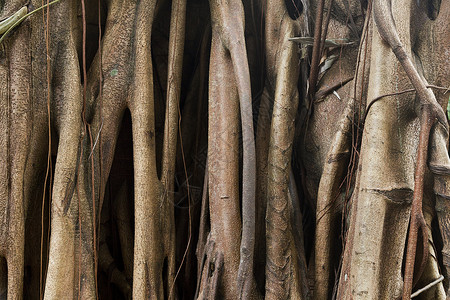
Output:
[
  {"xmin": 0, "ymin": 0, "xmax": 448, "ymax": 299},
  {"xmin": 337, "ymin": 0, "xmax": 450, "ymax": 298}
]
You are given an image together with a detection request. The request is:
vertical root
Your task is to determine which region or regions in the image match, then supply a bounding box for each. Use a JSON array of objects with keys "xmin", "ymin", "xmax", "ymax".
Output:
[
  {"xmin": 264, "ymin": 1, "xmax": 304, "ymax": 299},
  {"xmin": 314, "ymin": 102, "xmax": 353, "ymax": 300},
  {"xmin": 429, "ymin": 121, "xmax": 450, "ymax": 296}
]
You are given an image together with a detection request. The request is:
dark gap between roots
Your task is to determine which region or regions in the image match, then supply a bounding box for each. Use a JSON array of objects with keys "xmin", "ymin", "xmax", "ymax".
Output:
[{"xmin": 98, "ymin": 110, "xmax": 135, "ymax": 300}]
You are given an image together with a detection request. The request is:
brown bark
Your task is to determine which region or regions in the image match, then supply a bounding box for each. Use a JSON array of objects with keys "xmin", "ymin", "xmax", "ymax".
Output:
[
  {"xmin": 264, "ymin": 1, "xmax": 308, "ymax": 299},
  {"xmin": 0, "ymin": 0, "xmax": 448, "ymax": 299}
]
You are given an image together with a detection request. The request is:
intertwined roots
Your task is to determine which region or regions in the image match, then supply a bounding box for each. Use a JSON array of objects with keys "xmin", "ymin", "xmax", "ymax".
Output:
[{"xmin": 0, "ymin": 0, "xmax": 449, "ymax": 299}]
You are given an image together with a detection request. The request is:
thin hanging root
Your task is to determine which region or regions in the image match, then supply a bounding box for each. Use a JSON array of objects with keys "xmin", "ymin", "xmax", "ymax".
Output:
[
  {"xmin": 0, "ymin": 7, "xmax": 27, "ymax": 35},
  {"xmin": 373, "ymin": 0, "xmax": 448, "ymax": 298}
]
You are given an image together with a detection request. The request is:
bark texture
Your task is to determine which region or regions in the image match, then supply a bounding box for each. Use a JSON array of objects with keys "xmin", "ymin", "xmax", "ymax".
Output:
[{"xmin": 0, "ymin": 0, "xmax": 448, "ymax": 299}]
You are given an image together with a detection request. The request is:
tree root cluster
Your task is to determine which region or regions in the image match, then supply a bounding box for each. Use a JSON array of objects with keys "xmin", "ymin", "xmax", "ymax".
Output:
[{"xmin": 0, "ymin": 0, "xmax": 448, "ymax": 299}]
